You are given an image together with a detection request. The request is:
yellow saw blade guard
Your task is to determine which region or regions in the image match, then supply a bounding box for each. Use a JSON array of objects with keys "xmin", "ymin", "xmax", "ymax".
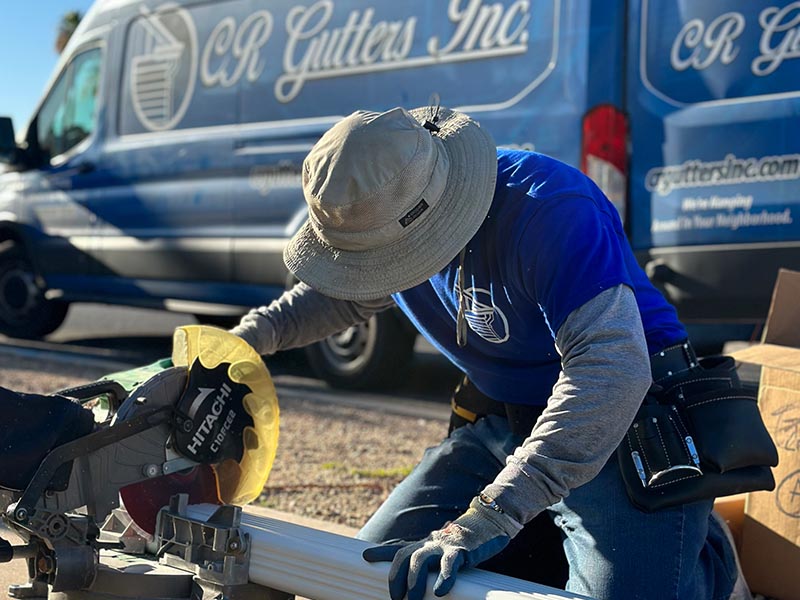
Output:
[{"xmin": 172, "ymin": 325, "xmax": 280, "ymax": 505}]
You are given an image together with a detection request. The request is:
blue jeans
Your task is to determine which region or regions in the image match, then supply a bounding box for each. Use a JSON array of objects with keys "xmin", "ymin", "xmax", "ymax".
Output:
[{"xmin": 358, "ymin": 415, "xmax": 738, "ymax": 600}]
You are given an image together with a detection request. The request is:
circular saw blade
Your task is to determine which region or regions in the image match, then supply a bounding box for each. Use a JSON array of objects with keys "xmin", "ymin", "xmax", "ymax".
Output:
[
  {"xmin": 120, "ymin": 465, "xmax": 220, "ymax": 535},
  {"xmin": 117, "ymin": 325, "xmax": 279, "ymax": 533},
  {"xmin": 172, "ymin": 325, "xmax": 280, "ymax": 505}
]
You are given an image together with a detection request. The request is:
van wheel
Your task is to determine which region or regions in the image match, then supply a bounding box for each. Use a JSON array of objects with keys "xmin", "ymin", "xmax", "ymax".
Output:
[
  {"xmin": 0, "ymin": 243, "xmax": 69, "ymax": 339},
  {"xmin": 304, "ymin": 309, "xmax": 417, "ymax": 390}
]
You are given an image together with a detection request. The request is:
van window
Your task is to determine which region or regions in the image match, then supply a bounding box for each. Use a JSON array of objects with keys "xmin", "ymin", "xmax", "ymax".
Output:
[{"xmin": 37, "ymin": 48, "xmax": 102, "ymax": 160}]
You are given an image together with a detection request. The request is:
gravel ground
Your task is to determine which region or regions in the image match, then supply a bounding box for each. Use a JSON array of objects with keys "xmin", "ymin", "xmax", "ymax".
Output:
[{"xmin": 0, "ymin": 352, "xmax": 446, "ymax": 530}]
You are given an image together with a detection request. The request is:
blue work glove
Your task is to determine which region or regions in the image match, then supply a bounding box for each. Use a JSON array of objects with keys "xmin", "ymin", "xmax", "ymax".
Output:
[{"xmin": 362, "ymin": 496, "xmax": 523, "ymax": 600}]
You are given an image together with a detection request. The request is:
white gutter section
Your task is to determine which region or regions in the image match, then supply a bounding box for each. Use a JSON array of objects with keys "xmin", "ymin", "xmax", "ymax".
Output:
[{"xmin": 186, "ymin": 504, "xmax": 593, "ymax": 600}]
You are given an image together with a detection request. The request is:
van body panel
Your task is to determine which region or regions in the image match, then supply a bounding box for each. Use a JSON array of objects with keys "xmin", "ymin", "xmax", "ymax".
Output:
[
  {"xmin": 625, "ymin": 0, "xmax": 800, "ymax": 322},
  {"xmin": 1, "ymin": 0, "xmax": 798, "ymax": 342}
]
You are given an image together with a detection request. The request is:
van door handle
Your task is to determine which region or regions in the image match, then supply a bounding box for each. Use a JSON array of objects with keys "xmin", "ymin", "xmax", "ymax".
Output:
[
  {"xmin": 57, "ymin": 161, "xmax": 95, "ymax": 176},
  {"xmin": 76, "ymin": 161, "xmax": 95, "ymax": 174}
]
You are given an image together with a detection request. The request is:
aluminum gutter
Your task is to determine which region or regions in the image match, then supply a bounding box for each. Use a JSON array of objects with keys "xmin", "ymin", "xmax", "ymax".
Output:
[{"xmin": 187, "ymin": 504, "xmax": 594, "ymax": 600}]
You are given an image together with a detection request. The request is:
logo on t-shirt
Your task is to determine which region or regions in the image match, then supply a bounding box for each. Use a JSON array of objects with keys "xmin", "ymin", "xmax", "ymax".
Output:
[{"xmin": 455, "ymin": 281, "xmax": 510, "ymax": 344}]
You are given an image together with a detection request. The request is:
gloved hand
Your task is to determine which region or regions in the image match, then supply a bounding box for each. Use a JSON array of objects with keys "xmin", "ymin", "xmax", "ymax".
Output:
[{"xmin": 362, "ymin": 495, "xmax": 523, "ymax": 600}]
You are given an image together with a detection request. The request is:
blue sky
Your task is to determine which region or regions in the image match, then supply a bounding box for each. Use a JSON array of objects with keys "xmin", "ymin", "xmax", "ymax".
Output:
[{"xmin": 1, "ymin": 0, "xmax": 96, "ymax": 133}]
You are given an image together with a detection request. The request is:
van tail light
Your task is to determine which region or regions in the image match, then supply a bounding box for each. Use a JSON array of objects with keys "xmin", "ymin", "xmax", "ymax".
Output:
[{"xmin": 581, "ymin": 105, "xmax": 629, "ymax": 224}]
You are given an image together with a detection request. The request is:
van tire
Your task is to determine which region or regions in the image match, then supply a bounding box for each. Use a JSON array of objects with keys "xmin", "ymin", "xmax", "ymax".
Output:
[
  {"xmin": 304, "ymin": 309, "xmax": 417, "ymax": 390},
  {"xmin": 0, "ymin": 242, "xmax": 69, "ymax": 339}
]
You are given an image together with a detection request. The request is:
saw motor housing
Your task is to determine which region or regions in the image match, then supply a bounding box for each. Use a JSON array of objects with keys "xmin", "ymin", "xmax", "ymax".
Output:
[{"xmin": 0, "ymin": 326, "xmax": 282, "ymax": 599}]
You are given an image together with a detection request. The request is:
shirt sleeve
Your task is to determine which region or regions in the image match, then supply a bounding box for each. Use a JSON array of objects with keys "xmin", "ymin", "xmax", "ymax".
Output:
[
  {"xmin": 481, "ymin": 284, "xmax": 652, "ymax": 524},
  {"xmin": 230, "ymin": 282, "xmax": 395, "ymax": 355},
  {"xmin": 518, "ymin": 195, "xmax": 633, "ymax": 336}
]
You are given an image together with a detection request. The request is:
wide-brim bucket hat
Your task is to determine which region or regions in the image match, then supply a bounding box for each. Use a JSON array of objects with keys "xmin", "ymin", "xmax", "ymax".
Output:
[{"xmin": 283, "ymin": 105, "xmax": 497, "ymax": 301}]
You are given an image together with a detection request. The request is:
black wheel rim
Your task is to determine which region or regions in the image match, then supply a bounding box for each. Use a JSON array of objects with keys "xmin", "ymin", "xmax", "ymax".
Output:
[
  {"xmin": 0, "ymin": 260, "xmax": 40, "ymax": 325},
  {"xmin": 317, "ymin": 316, "xmax": 378, "ymax": 376}
]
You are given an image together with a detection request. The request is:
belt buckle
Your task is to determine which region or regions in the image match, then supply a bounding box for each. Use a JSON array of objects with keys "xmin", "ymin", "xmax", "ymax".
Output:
[{"xmin": 451, "ymin": 398, "xmax": 479, "ymax": 423}]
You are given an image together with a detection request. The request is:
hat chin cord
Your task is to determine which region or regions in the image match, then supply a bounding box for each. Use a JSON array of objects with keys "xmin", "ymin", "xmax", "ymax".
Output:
[{"xmin": 456, "ymin": 247, "xmax": 468, "ymax": 348}]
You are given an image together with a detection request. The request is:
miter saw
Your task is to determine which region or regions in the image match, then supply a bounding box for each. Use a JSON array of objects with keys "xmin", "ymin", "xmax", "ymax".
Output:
[{"xmin": 0, "ymin": 326, "xmax": 282, "ymax": 600}]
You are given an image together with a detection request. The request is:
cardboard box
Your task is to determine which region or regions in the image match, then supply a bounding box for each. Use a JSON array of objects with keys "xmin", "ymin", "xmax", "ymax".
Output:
[
  {"xmin": 732, "ymin": 268, "xmax": 800, "ymax": 600},
  {"xmin": 713, "ymin": 494, "xmax": 747, "ymax": 553}
]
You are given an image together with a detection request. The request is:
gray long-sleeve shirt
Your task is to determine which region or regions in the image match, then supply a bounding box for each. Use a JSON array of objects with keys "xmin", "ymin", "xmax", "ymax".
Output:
[
  {"xmin": 231, "ymin": 282, "xmax": 651, "ymax": 525},
  {"xmin": 231, "ymin": 282, "xmax": 394, "ymax": 355}
]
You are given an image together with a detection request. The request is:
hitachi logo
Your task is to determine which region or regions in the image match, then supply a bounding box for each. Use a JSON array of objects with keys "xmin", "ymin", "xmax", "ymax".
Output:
[{"xmin": 186, "ymin": 382, "xmax": 233, "ymax": 455}]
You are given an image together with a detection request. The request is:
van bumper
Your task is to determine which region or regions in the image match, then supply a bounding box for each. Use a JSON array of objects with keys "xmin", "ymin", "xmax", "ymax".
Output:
[{"xmin": 637, "ymin": 241, "xmax": 800, "ymax": 323}]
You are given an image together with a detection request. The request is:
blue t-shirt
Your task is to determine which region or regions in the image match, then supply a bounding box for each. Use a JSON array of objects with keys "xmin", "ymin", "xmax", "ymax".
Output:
[{"xmin": 392, "ymin": 150, "xmax": 686, "ymax": 406}]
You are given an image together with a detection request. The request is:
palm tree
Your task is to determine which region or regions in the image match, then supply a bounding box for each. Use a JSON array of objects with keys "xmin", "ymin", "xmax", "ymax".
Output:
[{"xmin": 55, "ymin": 11, "xmax": 82, "ymax": 54}]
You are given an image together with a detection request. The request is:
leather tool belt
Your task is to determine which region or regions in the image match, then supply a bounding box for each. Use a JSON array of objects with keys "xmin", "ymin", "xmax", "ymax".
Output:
[
  {"xmin": 619, "ymin": 340, "xmax": 778, "ymax": 511},
  {"xmin": 449, "ymin": 341, "xmax": 700, "ymax": 438}
]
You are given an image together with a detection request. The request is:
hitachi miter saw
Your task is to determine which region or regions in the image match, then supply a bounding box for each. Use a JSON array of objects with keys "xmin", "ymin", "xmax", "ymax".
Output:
[{"xmin": 0, "ymin": 326, "xmax": 282, "ymax": 600}]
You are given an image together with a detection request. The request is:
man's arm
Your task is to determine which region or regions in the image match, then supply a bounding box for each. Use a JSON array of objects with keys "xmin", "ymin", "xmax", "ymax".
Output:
[
  {"xmin": 482, "ymin": 284, "xmax": 652, "ymax": 524},
  {"xmin": 361, "ymin": 284, "xmax": 653, "ymax": 600},
  {"xmin": 230, "ymin": 282, "xmax": 395, "ymax": 355}
]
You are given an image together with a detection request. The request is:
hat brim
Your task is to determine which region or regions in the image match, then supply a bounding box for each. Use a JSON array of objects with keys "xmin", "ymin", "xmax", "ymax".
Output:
[{"xmin": 283, "ymin": 108, "xmax": 497, "ymax": 301}]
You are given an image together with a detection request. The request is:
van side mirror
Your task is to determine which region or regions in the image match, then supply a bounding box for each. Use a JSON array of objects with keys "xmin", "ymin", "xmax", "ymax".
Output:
[{"xmin": 0, "ymin": 117, "xmax": 17, "ymax": 163}]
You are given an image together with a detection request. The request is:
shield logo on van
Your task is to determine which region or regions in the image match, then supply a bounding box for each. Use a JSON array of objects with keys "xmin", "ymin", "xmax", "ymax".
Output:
[{"xmin": 128, "ymin": 4, "xmax": 198, "ymax": 132}]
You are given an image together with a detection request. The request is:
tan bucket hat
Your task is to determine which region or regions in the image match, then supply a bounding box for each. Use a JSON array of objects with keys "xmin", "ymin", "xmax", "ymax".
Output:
[{"xmin": 283, "ymin": 106, "xmax": 497, "ymax": 301}]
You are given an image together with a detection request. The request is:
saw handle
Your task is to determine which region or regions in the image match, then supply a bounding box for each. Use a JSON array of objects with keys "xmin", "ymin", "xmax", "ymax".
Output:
[
  {"xmin": 55, "ymin": 380, "xmax": 128, "ymax": 412},
  {"xmin": 10, "ymin": 405, "xmax": 174, "ymax": 524},
  {"xmin": 0, "ymin": 537, "xmax": 37, "ymax": 562}
]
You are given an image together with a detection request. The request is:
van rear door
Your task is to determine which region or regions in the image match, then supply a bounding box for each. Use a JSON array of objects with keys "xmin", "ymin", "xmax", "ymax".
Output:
[{"xmin": 627, "ymin": 1, "xmax": 800, "ymax": 324}]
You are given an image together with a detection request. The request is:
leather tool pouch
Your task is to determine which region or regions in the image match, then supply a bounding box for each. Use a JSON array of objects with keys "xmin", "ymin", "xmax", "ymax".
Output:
[{"xmin": 617, "ymin": 356, "xmax": 779, "ymax": 512}]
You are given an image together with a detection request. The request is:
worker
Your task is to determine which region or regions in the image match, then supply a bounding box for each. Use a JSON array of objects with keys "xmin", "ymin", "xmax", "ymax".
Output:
[{"xmin": 231, "ymin": 105, "xmax": 748, "ymax": 600}]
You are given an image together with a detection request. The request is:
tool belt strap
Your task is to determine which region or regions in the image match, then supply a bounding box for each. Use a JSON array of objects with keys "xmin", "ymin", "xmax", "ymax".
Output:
[
  {"xmin": 650, "ymin": 340, "xmax": 698, "ymax": 383},
  {"xmin": 450, "ymin": 377, "xmax": 543, "ymax": 437}
]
